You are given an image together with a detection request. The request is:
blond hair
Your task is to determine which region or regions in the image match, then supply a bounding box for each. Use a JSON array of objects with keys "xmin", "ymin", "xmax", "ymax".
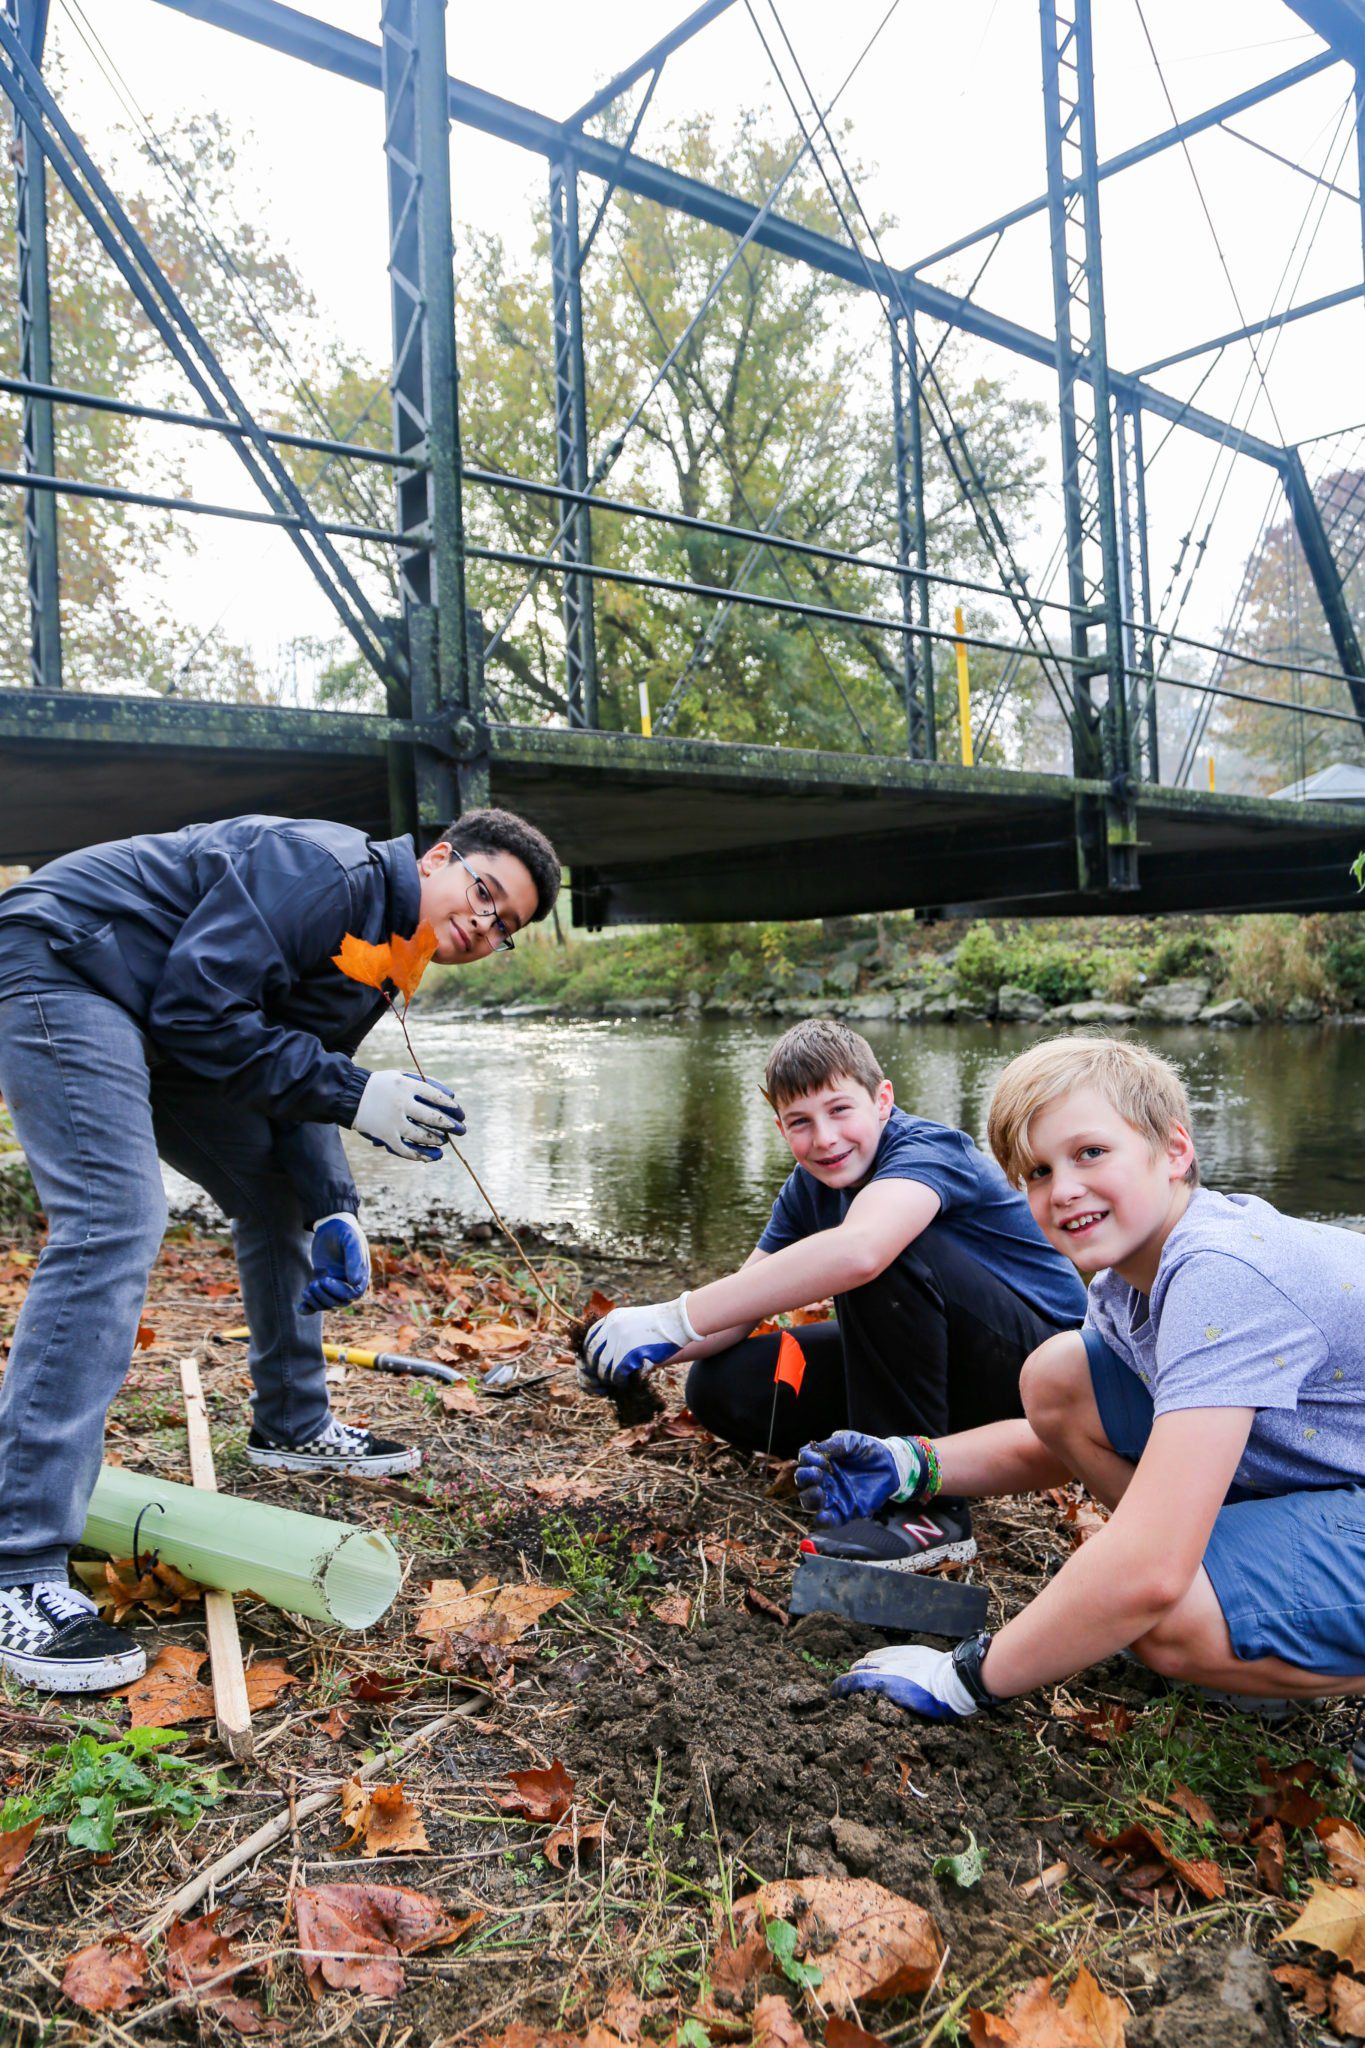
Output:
[
  {"xmin": 764, "ymin": 1018, "xmax": 884, "ymax": 1110},
  {"xmin": 987, "ymin": 1035, "xmax": 1199, "ymax": 1188}
]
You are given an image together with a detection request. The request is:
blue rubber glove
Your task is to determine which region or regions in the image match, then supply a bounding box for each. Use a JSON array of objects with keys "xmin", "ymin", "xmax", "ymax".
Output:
[
  {"xmin": 300, "ymin": 1213, "xmax": 371, "ymax": 1315},
  {"xmin": 579, "ymin": 1295, "xmax": 700, "ymax": 1393},
  {"xmin": 832, "ymin": 1644, "xmax": 978, "ymax": 1721},
  {"xmin": 794, "ymin": 1430, "xmax": 925, "ymax": 1524},
  {"xmin": 352, "ymin": 1070, "xmax": 465, "ymax": 1161}
]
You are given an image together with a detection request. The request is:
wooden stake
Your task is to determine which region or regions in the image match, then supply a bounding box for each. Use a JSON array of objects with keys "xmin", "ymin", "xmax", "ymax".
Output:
[{"xmin": 178, "ymin": 1355, "xmax": 254, "ymax": 1761}]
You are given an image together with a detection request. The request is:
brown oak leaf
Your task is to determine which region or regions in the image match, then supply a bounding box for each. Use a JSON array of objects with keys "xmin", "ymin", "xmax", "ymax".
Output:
[
  {"xmin": 0, "ymin": 1819, "xmax": 39, "ymax": 1897},
  {"xmin": 166, "ymin": 1912, "xmax": 275, "ymax": 2034},
  {"xmin": 62, "ymin": 1935, "xmax": 151, "ymax": 2014},
  {"xmin": 729, "ymin": 1877, "xmax": 941, "ymax": 2010},
  {"xmin": 1316, "ymin": 1815, "xmax": 1365, "ymax": 1886},
  {"xmin": 115, "ymin": 1644, "xmax": 214, "ymax": 1727},
  {"xmin": 1274, "ymin": 1879, "xmax": 1365, "ymax": 1970},
  {"xmin": 294, "ymin": 1883, "xmax": 478, "ymax": 1999},
  {"xmin": 338, "ymin": 1778, "xmax": 430, "ymax": 1857},
  {"xmin": 967, "ymin": 1965, "xmax": 1127, "ymax": 2046},
  {"xmin": 497, "ymin": 1760, "xmax": 576, "ymax": 1823}
]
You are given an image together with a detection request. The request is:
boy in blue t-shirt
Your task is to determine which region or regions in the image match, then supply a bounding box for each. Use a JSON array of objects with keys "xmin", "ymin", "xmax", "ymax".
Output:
[
  {"xmin": 579, "ymin": 1018, "xmax": 1087, "ymax": 1569},
  {"xmin": 806, "ymin": 1035, "xmax": 1365, "ymax": 1734}
]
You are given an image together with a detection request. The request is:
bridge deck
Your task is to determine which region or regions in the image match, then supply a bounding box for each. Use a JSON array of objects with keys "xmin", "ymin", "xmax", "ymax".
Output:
[{"xmin": 0, "ymin": 690, "xmax": 1360, "ymax": 921}]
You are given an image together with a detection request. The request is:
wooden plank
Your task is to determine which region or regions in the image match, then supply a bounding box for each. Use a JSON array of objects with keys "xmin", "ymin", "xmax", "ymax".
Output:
[{"xmin": 178, "ymin": 1355, "xmax": 254, "ymax": 1760}]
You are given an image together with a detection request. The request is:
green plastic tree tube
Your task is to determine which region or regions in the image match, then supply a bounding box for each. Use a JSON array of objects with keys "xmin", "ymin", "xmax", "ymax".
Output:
[{"xmin": 82, "ymin": 1465, "xmax": 402, "ymax": 1629}]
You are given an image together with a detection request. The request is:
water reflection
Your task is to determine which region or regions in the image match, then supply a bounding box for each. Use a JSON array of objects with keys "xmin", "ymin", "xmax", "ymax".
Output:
[{"xmin": 327, "ymin": 1013, "xmax": 1365, "ymax": 1267}]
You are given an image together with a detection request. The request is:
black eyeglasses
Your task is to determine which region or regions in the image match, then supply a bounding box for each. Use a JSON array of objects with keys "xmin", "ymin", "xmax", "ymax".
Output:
[{"xmin": 452, "ymin": 851, "xmax": 516, "ymax": 952}]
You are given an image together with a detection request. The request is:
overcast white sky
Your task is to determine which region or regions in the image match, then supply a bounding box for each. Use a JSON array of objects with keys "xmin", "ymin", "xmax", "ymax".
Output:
[{"xmin": 39, "ymin": 0, "xmax": 1365, "ymax": 713}]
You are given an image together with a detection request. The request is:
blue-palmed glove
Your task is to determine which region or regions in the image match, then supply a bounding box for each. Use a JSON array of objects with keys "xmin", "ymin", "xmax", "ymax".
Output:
[
  {"xmin": 578, "ymin": 1295, "xmax": 700, "ymax": 1393},
  {"xmin": 352, "ymin": 1070, "xmax": 465, "ymax": 1161},
  {"xmin": 300, "ymin": 1213, "xmax": 371, "ymax": 1315},
  {"xmin": 794, "ymin": 1430, "xmax": 925, "ymax": 1524},
  {"xmin": 833, "ymin": 1644, "xmax": 979, "ymax": 1721}
]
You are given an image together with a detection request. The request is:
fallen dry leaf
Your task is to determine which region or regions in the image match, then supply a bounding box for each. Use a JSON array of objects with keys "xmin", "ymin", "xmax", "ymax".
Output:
[
  {"xmin": 321, "ymin": 1707, "xmax": 352, "ymax": 1742},
  {"xmin": 1329, "ymin": 1970, "xmax": 1365, "ymax": 2036},
  {"xmin": 751, "ymin": 1995, "xmax": 813, "ymax": 2048},
  {"xmin": 729, "ymin": 1877, "xmax": 941, "ymax": 2010},
  {"xmin": 1272, "ymin": 1963, "xmax": 1329, "ymax": 2015},
  {"xmin": 165, "ymin": 1912, "xmax": 274, "ymax": 2035},
  {"xmin": 1167, "ymin": 1782, "xmax": 1217, "ymax": 1831},
  {"xmin": 134, "ymin": 1322, "xmax": 156, "ymax": 1350},
  {"xmin": 1086, "ymin": 1821, "xmax": 1224, "ymax": 1902},
  {"xmin": 439, "ymin": 1382, "xmax": 481, "ymax": 1416},
  {"xmin": 526, "ymin": 1473, "xmax": 612, "ymax": 1506},
  {"xmin": 1317, "ymin": 1816, "xmax": 1365, "ymax": 1886},
  {"xmin": 650, "ymin": 1594, "xmax": 692, "ymax": 1628},
  {"xmin": 545, "ymin": 1818, "xmax": 606, "ymax": 1869},
  {"xmin": 497, "ymin": 1760, "xmax": 576, "ymax": 1823},
  {"xmin": 968, "ymin": 1965, "xmax": 1127, "ymax": 2047},
  {"xmin": 1275, "ymin": 1880, "xmax": 1365, "ymax": 1970},
  {"xmin": 825, "ymin": 2019, "xmax": 887, "ymax": 2048},
  {"xmin": 62, "ymin": 1935, "xmax": 151, "ymax": 2014},
  {"xmin": 332, "ymin": 923, "xmax": 438, "ymax": 1005},
  {"xmin": 243, "ymin": 1659, "xmax": 300, "ymax": 1712},
  {"xmin": 1252, "ymin": 1818, "xmax": 1286, "ymax": 1896},
  {"xmin": 1253, "ymin": 1757, "xmax": 1325, "ymax": 1831},
  {"xmin": 338, "ymin": 1778, "xmax": 430, "ymax": 1857},
  {"xmin": 0, "ymin": 1819, "xmax": 39, "ymax": 1898},
  {"xmin": 437, "ymin": 1322, "xmax": 531, "ymax": 1359},
  {"xmin": 348, "ymin": 1669, "xmax": 414, "ymax": 1708},
  {"xmin": 417, "ymin": 1578, "xmax": 573, "ymax": 1682},
  {"xmin": 294, "ymin": 1883, "xmax": 478, "ymax": 1999},
  {"xmin": 115, "ymin": 1644, "xmax": 214, "ymax": 1727},
  {"xmin": 72, "ymin": 1555, "xmax": 204, "ymax": 1626}
]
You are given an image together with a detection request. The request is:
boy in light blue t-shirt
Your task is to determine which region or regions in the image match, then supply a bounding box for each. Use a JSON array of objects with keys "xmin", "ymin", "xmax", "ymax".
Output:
[{"xmin": 794, "ymin": 1036, "xmax": 1365, "ymax": 1743}]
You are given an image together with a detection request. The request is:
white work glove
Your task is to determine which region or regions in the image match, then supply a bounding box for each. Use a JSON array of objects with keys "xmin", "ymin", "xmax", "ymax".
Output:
[
  {"xmin": 578, "ymin": 1295, "xmax": 699, "ymax": 1393},
  {"xmin": 832, "ymin": 1644, "xmax": 979, "ymax": 1721},
  {"xmin": 351, "ymin": 1069, "xmax": 465, "ymax": 1161},
  {"xmin": 300, "ymin": 1213, "xmax": 371, "ymax": 1315}
]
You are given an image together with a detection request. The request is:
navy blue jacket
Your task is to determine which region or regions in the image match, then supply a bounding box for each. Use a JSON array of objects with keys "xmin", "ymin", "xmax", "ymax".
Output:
[{"xmin": 0, "ymin": 816, "xmax": 422, "ymax": 1221}]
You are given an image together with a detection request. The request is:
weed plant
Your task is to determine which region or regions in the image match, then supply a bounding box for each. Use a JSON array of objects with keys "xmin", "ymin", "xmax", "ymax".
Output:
[{"xmin": 0, "ymin": 1727, "xmax": 221, "ymax": 1852}]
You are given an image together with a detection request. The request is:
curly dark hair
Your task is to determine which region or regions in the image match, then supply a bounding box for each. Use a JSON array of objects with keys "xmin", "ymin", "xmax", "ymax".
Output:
[{"xmin": 431, "ymin": 807, "xmax": 561, "ymax": 922}]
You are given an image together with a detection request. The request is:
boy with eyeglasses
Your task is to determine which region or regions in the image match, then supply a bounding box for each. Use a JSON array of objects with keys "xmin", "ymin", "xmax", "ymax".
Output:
[
  {"xmin": 0, "ymin": 806, "xmax": 559, "ymax": 1691},
  {"xmin": 580, "ymin": 1018, "xmax": 1086, "ymax": 1570}
]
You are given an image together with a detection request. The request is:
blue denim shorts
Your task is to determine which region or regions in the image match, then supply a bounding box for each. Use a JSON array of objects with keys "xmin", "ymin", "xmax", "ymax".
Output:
[{"xmin": 1084, "ymin": 1329, "xmax": 1365, "ymax": 1675}]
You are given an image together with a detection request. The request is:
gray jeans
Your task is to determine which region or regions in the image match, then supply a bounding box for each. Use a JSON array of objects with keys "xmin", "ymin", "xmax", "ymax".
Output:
[{"xmin": 0, "ymin": 987, "xmax": 329, "ymax": 1582}]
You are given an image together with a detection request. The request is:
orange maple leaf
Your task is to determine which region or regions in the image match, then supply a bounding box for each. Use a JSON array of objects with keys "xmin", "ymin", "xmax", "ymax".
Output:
[{"xmin": 332, "ymin": 923, "xmax": 438, "ymax": 1005}]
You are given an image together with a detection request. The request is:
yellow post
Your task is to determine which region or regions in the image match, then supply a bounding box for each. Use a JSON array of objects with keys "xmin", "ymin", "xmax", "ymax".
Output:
[
  {"xmin": 638, "ymin": 679, "xmax": 653, "ymax": 738},
  {"xmin": 1207, "ymin": 753, "xmax": 1216, "ymax": 791},
  {"xmin": 954, "ymin": 604, "xmax": 974, "ymax": 767}
]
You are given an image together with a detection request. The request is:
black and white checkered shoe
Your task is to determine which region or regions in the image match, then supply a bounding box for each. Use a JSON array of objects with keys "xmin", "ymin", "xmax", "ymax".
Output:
[
  {"xmin": 0, "ymin": 1582, "xmax": 147, "ymax": 1693},
  {"xmin": 246, "ymin": 1415, "xmax": 420, "ymax": 1478}
]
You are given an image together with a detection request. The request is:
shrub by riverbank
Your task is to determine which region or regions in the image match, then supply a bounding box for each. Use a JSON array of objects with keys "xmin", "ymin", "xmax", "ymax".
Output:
[{"xmin": 422, "ymin": 909, "xmax": 1365, "ymax": 1027}]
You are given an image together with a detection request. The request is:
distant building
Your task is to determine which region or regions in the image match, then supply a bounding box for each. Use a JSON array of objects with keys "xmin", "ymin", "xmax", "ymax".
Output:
[{"xmin": 1270, "ymin": 762, "xmax": 1365, "ymax": 804}]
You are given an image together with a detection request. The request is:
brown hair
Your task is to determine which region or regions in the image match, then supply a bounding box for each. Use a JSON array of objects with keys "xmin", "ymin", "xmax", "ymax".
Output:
[
  {"xmin": 987, "ymin": 1035, "xmax": 1199, "ymax": 1188},
  {"xmin": 764, "ymin": 1018, "xmax": 885, "ymax": 1110}
]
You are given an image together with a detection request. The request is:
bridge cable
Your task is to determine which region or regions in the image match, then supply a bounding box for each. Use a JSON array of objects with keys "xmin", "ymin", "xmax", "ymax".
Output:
[
  {"xmin": 649, "ymin": 226, "xmax": 1010, "ymax": 742},
  {"xmin": 745, "ymin": 0, "xmax": 1077, "ymax": 739},
  {"xmin": 58, "ymin": 0, "xmax": 392, "ymax": 535},
  {"xmin": 480, "ymin": 0, "xmax": 905, "ymax": 678}
]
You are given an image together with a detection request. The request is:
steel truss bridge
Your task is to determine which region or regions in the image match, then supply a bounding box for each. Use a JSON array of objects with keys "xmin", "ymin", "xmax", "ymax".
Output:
[{"xmin": 1, "ymin": 0, "xmax": 1364, "ymax": 923}]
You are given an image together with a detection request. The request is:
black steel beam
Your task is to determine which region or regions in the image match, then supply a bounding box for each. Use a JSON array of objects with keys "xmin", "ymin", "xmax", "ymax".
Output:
[
  {"xmin": 148, "ymin": 0, "xmax": 1289, "ymax": 473},
  {"xmin": 566, "ymin": 0, "xmax": 736, "ymax": 130},
  {"xmin": 1134, "ymin": 282, "xmax": 1365, "ymax": 377},
  {"xmin": 1284, "ymin": 0, "xmax": 1365, "ymax": 64},
  {"xmin": 907, "ymin": 52, "xmax": 1339, "ymax": 274},
  {"xmin": 1283, "ymin": 447, "xmax": 1365, "ymax": 711}
]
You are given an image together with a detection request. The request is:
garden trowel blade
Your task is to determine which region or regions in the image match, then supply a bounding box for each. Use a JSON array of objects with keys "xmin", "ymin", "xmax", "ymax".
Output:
[{"xmin": 789, "ymin": 1552, "xmax": 989, "ymax": 1635}]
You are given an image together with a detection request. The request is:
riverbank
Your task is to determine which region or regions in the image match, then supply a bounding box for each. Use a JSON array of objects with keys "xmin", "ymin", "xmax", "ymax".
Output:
[{"xmin": 424, "ymin": 908, "xmax": 1365, "ymax": 1028}]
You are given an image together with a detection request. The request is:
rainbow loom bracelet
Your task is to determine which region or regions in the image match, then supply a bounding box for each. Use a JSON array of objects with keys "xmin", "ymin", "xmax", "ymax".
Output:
[{"xmin": 912, "ymin": 1434, "xmax": 942, "ymax": 1500}]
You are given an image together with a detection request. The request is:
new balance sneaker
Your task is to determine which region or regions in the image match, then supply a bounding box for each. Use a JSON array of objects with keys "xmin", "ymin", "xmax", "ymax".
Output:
[
  {"xmin": 807, "ymin": 1499, "xmax": 977, "ymax": 1573},
  {"xmin": 0, "ymin": 1582, "xmax": 146, "ymax": 1694},
  {"xmin": 246, "ymin": 1416, "xmax": 420, "ymax": 1478}
]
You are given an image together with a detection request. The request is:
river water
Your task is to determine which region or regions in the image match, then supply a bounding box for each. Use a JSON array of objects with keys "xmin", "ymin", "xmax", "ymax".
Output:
[{"xmin": 283, "ymin": 1010, "xmax": 1365, "ymax": 1272}]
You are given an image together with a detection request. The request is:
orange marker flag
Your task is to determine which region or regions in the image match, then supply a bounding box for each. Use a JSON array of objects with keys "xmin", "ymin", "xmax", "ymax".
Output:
[{"xmin": 774, "ymin": 1330, "xmax": 806, "ymax": 1396}]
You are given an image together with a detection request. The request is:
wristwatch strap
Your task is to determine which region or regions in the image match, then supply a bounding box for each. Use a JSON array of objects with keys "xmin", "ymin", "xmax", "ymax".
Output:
[{"xmin": 951, "ymin": 1630, "xmax": 999, "ymax": 1710}]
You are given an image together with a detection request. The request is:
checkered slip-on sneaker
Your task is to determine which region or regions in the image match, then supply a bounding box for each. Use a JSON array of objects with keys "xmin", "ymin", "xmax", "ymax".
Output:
[
  {"xmin": 0, "ymin": 1582, "xmax": 146, "ymax": 1693},
  {"xmin": 245, "ymin": 1414, "xmax": 420, "ymax": 1478}
]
